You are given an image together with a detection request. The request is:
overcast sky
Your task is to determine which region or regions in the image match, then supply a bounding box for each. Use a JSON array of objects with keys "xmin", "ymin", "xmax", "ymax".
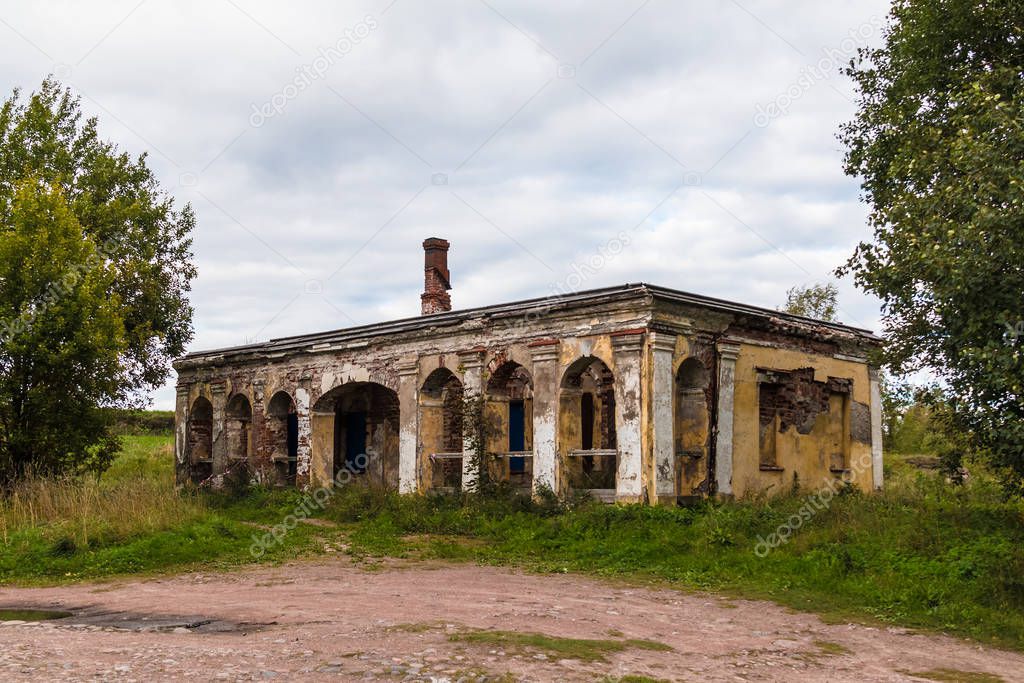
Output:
[{"xmin": 1, "ymin": 0, "xmax": 890, "ymax": 409}]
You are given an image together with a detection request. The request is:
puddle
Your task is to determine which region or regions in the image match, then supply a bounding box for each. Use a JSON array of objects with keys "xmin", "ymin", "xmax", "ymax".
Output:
[
  {"xmin": 0, "ymin": 606, "xmax": 273, "ymax": 633},
  {"xmin": 0, "ymin": 608, "xmax": 73, "ymax": 621}
]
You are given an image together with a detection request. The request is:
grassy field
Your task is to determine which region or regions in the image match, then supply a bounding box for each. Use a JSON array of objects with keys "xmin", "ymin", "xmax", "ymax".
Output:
[
  {"xmin": 1, "ymin": 433, "xmax": 1022, "ymax": 652},
  {"xmin": 0, "ymin": 435, "xmax": 323, "ymax": 581}
]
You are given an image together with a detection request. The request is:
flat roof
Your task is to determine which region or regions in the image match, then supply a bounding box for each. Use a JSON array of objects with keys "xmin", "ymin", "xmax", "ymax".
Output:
[{"xmin": 178, "ymin": 282, "xmax": 879, "ymax": 363}]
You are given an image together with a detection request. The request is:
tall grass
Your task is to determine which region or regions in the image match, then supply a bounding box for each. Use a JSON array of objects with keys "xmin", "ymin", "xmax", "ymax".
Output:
[
  {"xmin": 0, "ymin": 438, "xmax": 206, "ymax": 550},
  {"xmin": 0, "ymin": 434, "xmax": 320, "ymax": 582}
]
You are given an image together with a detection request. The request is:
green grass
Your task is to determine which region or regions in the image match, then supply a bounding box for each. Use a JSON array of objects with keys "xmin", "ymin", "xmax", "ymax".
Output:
[
  {"xmin": 448, "ymin": 629, "xmax": 671, "ymax": 662},
  {"xmin": 0, "ymin": 435, "xmax": 324, "ymax": 582},
  {"xmin": 813, "ymin": 639, "xmax": 852, "ymax": 656},
  {"xmin": 1, "ymin": 436, "xmax": 1023, "ymax": 654},
  {"xmin": 102, "ymin": 434, "xmax": 176, "ymax": 483},
  {"xmin": 0, "ymin": 608, "xmax": 72, "ymax": 621}
]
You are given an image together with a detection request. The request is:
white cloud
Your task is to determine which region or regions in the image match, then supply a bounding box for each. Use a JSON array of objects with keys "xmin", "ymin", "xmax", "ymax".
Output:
[{"xmin": 0, "ymin": 0, "xmax": 890, "ymax": 409}]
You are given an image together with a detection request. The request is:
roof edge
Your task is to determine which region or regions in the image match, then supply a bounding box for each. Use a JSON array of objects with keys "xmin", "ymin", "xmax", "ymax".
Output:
[{"xmin": 178, "ymin": 282, "xmax": 879, "ymax": 364}]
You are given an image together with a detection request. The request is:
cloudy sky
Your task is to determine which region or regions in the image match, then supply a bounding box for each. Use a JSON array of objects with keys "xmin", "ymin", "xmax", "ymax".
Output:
[{"xmin": 1, "ymin": 0, "xmax": 890, "ymax": 409}]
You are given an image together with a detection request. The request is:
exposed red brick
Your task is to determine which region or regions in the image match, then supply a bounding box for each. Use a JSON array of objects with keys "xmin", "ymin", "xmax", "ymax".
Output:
[
  {"xmin": 421, "ymin": 237, "xmax": 451, "ymax": 314},
  {"xmin": 609, "ymin": 327, "xmax": 647, "ymax": 337}
]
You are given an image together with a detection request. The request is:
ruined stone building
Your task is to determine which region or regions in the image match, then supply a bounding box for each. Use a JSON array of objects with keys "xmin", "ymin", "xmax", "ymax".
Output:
[{"xmin": 173, "ymin": 238, "xmax": 883, "ymax": 503}]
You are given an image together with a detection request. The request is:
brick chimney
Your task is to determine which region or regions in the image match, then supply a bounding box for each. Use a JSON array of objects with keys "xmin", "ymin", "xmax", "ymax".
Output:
[{"xmin": 420, "ymin": 237, "xmax": 451, "ymax": 314}]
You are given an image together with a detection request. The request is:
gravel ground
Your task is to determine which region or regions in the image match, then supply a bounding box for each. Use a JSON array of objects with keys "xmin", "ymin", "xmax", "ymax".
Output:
[{"xmin": 0, "ymin": 558, "xmax": 1020, "ymax": 681}]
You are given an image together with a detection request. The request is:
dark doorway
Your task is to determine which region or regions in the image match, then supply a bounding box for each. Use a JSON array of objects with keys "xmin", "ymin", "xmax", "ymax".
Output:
[
  {"xmin": 286, "ymin": 412, "xmax": 299, "ymax": 481},
  {"xmin": 581, "ymin": 392, "xmax": 595, "ymax": 450},
  {"xmin": 345, "ymin": 411, "xmax": 367, "ymax": 473},
  {"xmin": 581, "ymin": 392, "xmax": 595, "ymax": 474},
  {"xmin": 318, "ymin": 382, "xmax": 400, "ymax": 487},
  {"xmin": 508, "ymin": 399, "xmax": 525, "ymax": 473}
]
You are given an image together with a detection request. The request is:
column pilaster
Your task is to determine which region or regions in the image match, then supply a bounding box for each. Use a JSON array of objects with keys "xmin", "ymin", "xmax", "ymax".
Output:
[
  {"xmin": 397, "ymin": 358, "xmax": 420, "ymax": 494},
  {"xmin": 459, "ymin": 348, "xmax": 486, "ymax": 489},
  {"xmin": 869, "ymin": 366, "xmax": 884, "ymax": 490},
  {"xmin": 714, "ymin": 342, "xmax": 741, "ymax": 497},
  {"xmin": 529, "ymin": 341, "xmax": 560, "ymax": 495},
  {"xmin": 612, "ymin": 331, "xmax": 645, "ymax": 503},
  {"xmin": 650, "ymin": 332, "xmax": 677, "ymax": 504}
]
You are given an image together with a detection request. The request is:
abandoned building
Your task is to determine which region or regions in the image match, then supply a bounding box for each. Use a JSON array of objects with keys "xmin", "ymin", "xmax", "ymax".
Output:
[{"xmin": 173, "ymin": 238, "xmax": 884, "ymax": 503}]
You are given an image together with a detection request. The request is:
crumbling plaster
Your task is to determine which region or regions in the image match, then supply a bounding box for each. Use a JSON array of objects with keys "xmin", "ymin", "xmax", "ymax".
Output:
[{"xmin": 174, "ymin": 286, "xmax": 881, "ymax": 502}]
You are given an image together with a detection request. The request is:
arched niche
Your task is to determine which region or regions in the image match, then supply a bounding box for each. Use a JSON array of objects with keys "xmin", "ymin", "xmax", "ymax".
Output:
[
  {"xmin": 187, "ymin": 396, "xmax": 214, "ymax": 484},
  {"xmin": 675, "ymin": 357, "xmax": 711, "ymax": 496},
  {"xmin": 225, "ymin": 394, "xmax": 253, "ymax": 466},
  {"xmin": 312, "ymin": 382, "xmax": 400, "ymax": 487},
  {"xmin": 421, "ymin": 368, "xmax": 464, "ymax": 490},
  {"xmin": 267, "ymin": 390, "xmax": 299, "ymax": 486},
  {"xmin": 560, "ymin": 355, "xmax": 616, "ymax": 492},
  {"xmin": 485, "ymin": 361, "xmax": 534, "ymax": 488}
]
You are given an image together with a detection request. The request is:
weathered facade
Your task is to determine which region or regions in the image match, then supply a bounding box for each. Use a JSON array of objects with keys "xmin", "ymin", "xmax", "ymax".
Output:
[{"xmin": 173, "ymin": 239, "xmax": 883, "ymax": 503}]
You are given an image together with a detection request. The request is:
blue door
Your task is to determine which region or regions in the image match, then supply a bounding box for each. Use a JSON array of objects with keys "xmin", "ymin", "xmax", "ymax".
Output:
[{"xmin": 509, "ymin": 400, "xmax": 525, "ymax": 473}]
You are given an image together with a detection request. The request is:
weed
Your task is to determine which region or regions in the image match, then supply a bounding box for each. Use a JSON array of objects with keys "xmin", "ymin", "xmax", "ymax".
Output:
[
  {"xmin": 813, "ymin": 639, "xmax": 852, "ymax": 656},
  {"xmin": 448, "ymin": 629, "xmax": 671, "ymax": 662}
]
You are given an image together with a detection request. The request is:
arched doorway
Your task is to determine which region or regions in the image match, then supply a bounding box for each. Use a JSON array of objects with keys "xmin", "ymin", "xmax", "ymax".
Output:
[
  {"xmin": 675, "ymin": 357, "xmax": 711, "ymax": 496},
  {"xmin": 187, "ymin": 396, "xmax": 213, "ymax": 484},
  {"xmin": 421, "ymin": 368, "xmax": 464, "ymax": 490},
  {"xmin": 267, "ymin": 391, "xmax": 299, "ymax": 486},
  {"xmin": 312, "ymin": 382, "xmax": 400, "ymax": 487},
  {"xmin": 486, "ymin": 361, "xmax": 533, "ymax": 489},
  {"xmin": 560, "ymin": 356, "xmax": 617, "ymax": 496}
]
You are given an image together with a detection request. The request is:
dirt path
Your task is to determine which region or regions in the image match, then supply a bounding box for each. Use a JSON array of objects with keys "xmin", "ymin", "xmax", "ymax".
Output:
[{"xmin": 0, "ymin": 558, "xmax": 1019, "ymax": 682}]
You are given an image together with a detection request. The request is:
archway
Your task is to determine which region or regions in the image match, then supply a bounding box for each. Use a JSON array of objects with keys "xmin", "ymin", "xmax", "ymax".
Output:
[
  {"xmin": 421, "ymin": 368, "xmax": 464, "ymax": 490},
  {"xmin": 675, "ymin": 357, "xmax": 711, "ymax": 496},
  {"xmin": 313, "ymin": 382, "xmax": 400, "ymax": 487},
  {"xmin": 267, "ymin": 391, "xmax": 299, "ymax": 486},
  {"xmin": 187, "ymin": 396, "xmax": 213, "ymax": 484},
  {"xmin": 560, "ymin": 356, "xmax": 616, "ymax": 494},
  {"xmin": 486, "ymin": 361, "xmax": 533, "ymax": 489}
]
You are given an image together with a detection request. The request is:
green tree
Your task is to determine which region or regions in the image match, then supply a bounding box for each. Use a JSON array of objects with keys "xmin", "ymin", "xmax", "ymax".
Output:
[
  {"xmin": 0, "ymin": 180, "xmax": 126, "ymax": 479},
  {"xmin": 878, "ymin": 371, "xmax": 913, "ymax": 450},
  {"xmin": 838, "ymin": 0, "xmax": 1024, "ymax": 485},
  {"xmin": 0, "ymin": 80, "xmax": 195, "ymax": 482},
  {"xmin": 781, "ymin": 283, "xmax": 839, "ymax": 321}
]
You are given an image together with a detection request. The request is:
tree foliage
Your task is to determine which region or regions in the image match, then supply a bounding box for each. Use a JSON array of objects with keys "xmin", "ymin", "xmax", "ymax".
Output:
[
  {"xmin": 0, "ymin": 79, "xmax": 195, "ymax": 482},
  {"xmin": 838, "ymin": 0, "xmax": 1024, "ymax": 485},
  {"xmin": 781, "ymin": 282, "xmax": 839, "ymax": 321},
  {"xmin": 878, "ymin": 371, "xmax": 914, "ymax": 450}
]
